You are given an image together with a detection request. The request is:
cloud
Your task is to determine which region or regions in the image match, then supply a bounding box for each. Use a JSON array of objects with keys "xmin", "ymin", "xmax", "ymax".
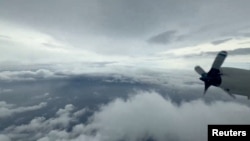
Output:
[
  {"xmin": 0, "ymin": 35, "xmax": 11, "ymax": 40},
  {"xmin": 1, "ymin": 1, "xmax": 250, "ymax": 139},
  {"xmin": 186, "ymin": 47, "xmax": 250, "ymax": 57},
  {"xmin": 147, "ymin": 30, "xmax": 177, "ymax": 44},
  {"xmin": 0, "ymin": 101, "xmax": 47, "ymax": 118},
  {"xmin": 0, "ymin": 0, "xmax": 199, "ymax": 37},
  {"xmin": 2, "ymin": 91, "xmax": 250, "ymax": 141},
  {"xmin": 211, "ymin": 38, "xmax": 232, "ymax": 45},
  {"xmin": 79, "ymin": 91, "xmax": 250, "ymax": 141},
  {"xmin": 1, "ymin": 0, "xmax": 250, "ymax": 55},
  {"xmin": 0, "ymin": 134, "xmax": 11, "ymax": 141},
  {"xmin": 3, "ymin": 104, "xmax": 87, "ymax": 141},
  {"xmin": 215, "ymin": 48, "xmax": 250, "ymax": 56},
  {"xmin": 0, "ymin": 88, "xmax": 12, "ymax": 94},
  {"xmin": 1, "ymin": 1, "xmax": 250, "ymax": 68},
  {"xmin": 0, "ymin": 69, "xmax": 62, "ymax": 81}
]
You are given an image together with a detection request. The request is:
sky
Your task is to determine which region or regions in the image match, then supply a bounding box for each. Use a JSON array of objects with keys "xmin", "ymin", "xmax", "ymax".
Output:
[
  {"xmin": 0, "ymin": 0, "xmax": 250, "ymax": 141},
  {"xmin": 1, "ymin": 0, "xmax": 250, "ymax": 70}
]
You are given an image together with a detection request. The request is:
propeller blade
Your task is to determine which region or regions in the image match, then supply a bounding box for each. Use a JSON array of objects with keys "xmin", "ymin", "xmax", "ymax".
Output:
[
  {"xmin": 204, "ymin": 82, "xmax": 211, "ymax": 95},
  {"xmin": 211, "ymin": 51, "xmax": 227, "ymax": 69},
  {"xmin": 195, "ymin": 66, "xmax": 206, "ymax": 76}
]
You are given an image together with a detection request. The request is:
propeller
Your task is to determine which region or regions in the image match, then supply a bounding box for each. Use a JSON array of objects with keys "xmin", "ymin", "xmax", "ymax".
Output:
[{"xmin": 195, "ymin": 51, "xmax": 227, "ymax": 94}]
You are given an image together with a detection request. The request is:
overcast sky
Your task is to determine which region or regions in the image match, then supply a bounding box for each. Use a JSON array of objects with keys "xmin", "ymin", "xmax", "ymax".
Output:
[{"xmin": 1, "ymin": 0, "xmax": 250, "ymax": 70}]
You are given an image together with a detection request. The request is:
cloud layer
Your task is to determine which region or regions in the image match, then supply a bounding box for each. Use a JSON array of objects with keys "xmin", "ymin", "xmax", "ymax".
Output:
[
  {"xmin": 0, "ymin": 1, "xmax": 250, "ymax": 141},
  {"xmin": 0, "ymin": 101, "xmax": 47, "ymax": 118},
  {"xmin": 2, "ymin": 91, "xmax": 250, "ymax": 141},
  {"xmin": 81, "ymin": 91, "xmax": 250, "ymax": 141},
  {"xmin": 1, "ymin": 0, "xmax": 250, "ymax": 58}
]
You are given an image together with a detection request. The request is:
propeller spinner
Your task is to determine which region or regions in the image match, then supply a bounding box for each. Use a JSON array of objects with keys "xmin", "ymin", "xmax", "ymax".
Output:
[{"xmin": 195, "ymin": 51, "xmax": 227, "ymax": 94}]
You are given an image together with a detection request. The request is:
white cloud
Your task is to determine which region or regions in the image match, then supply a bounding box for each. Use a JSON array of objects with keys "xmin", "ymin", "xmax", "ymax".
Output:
[
  {"xmin": 3, "ymin": 104, "xmax": 88, "ymax": 141},
  {"xmin": 7, "ymin": 104, "xmax": 75, "ymax": 131},
  {"xmin": 3, "ymin": 91, "xmax": 249, "ymax": 141},
  {"xmin": 0, "ymin": 69, "xmax": 65, "ymax": 81},
  {"xmin": 78, "ymin": 91, "xmax": 250, "ymax": 141},
  {"xmin": 0, "ymin": 102, "xmax": 47, "ymax": 118}
]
